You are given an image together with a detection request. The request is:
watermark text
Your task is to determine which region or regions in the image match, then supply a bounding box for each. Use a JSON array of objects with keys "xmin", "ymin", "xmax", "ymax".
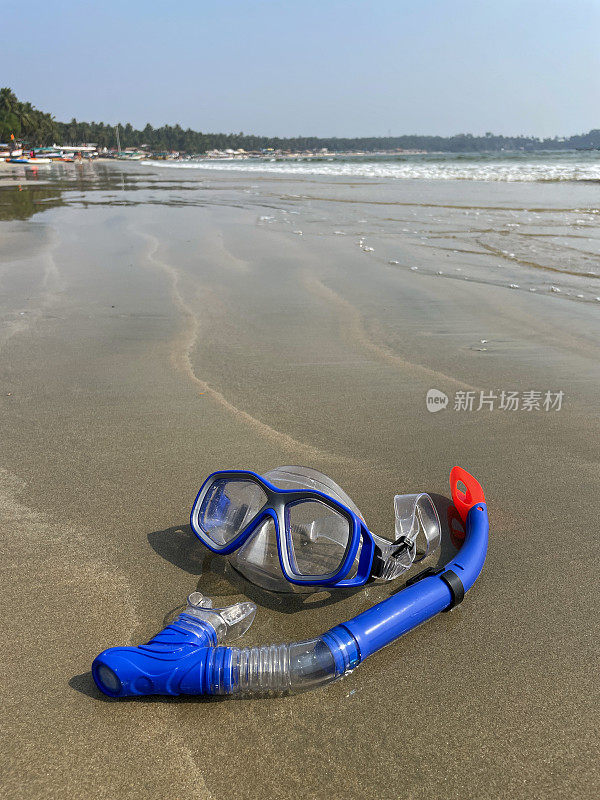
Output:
[{"xmin": 426, "ymin": 389, "xmax": 564, "ymax": 412}]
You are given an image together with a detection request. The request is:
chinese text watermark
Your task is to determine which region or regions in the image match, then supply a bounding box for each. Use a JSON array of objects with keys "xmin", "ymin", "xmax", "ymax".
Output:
[{"xmin": 426, "ymin": 389, "xmax": 564, "ymax": 413}]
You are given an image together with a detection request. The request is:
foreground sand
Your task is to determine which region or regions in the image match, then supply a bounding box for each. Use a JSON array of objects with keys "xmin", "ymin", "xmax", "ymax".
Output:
[{"xmin": 1, "ymin": 162, "xmax": 598, "ymax": 799}]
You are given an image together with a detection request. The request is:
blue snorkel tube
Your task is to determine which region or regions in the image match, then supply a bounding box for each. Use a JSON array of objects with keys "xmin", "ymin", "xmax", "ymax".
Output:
[{"xmin": 92, "ymin": 467, "xmax": 488, "ymax": 698}]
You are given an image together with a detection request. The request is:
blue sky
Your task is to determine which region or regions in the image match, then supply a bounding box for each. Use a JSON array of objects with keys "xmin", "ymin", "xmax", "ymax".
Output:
[{"xmin": 1, "ymin": 0, "xmax": 598, "ymax": 137}]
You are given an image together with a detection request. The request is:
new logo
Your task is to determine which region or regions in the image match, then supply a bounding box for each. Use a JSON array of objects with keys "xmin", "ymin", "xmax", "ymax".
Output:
[{"xmin": 426, "ymin": 389, "xmax": 449, "ymax": 413}]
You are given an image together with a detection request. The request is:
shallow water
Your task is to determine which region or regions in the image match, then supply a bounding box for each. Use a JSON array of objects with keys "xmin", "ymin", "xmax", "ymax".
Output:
[{"xmin": 1, "ymin": 159, "xmax": 599, "ymax": 300}]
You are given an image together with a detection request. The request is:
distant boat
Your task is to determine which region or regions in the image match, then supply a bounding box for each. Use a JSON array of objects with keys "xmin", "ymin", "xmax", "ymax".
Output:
[
  {"xmin": 35, "ymin": 149, "xmax": 64, "ymax": 160},
  {"xmin": 8, "ymin": 157, "xmax": 52, "ymax": 164}
]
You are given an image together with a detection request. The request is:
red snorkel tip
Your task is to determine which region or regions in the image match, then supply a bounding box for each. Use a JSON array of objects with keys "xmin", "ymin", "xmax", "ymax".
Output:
[{"xmin": 450, "ymin": 466, "xmax": 486, "ymax": 523}]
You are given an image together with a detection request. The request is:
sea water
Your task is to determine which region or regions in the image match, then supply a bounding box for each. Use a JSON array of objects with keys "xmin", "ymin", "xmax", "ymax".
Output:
[{"xmin": 143, "ymin": 149, "xmax": 600, "ymax": 183}]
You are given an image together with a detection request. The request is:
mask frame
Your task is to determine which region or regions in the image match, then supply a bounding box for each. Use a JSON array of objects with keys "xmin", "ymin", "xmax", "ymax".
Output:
[{"xmin": 190, "ymin": 470, "xmax": 379, "ymax": 587}]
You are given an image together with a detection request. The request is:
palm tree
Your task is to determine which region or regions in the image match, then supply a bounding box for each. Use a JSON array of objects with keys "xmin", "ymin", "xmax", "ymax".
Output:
[
  {"xmin": 0, "ymin": 87, "xmax": 21, "ymax": 141},
  {"xmin": 0, "ymin": 87, "xmax": 18, "ymax": 116}
]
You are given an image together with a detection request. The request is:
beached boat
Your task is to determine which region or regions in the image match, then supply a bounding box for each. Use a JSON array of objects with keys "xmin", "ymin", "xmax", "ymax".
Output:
[
  {"xmin": 35, "ymin": 149, "xmax": 64, "ymax": 160},
  {"xmin": 8, "ymin": 157, "xmax": 52, "ymax": 164},
  {"xmin": 117, "ymin": 151, "xmax": 144, "ymax": 160}
]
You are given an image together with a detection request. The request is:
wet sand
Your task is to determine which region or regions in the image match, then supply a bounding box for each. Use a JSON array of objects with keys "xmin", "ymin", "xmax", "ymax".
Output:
[{"xmin": 1, "ymin": 161, "xmax": 599, "ymax": 799}]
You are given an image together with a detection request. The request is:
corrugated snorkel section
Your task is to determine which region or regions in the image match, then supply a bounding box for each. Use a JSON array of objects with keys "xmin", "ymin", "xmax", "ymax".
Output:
[{"xmin": 208, "ymin": 636, "xmax": 359, "ymax": 695}]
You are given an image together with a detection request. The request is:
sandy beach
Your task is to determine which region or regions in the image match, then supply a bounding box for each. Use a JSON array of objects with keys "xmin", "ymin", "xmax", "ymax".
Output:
[{"xmin": 1, "ymin": 160, "xmax": 599, "ymax": 799}]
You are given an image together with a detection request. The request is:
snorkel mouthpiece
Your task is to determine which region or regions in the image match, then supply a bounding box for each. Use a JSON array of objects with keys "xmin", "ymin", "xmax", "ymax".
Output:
[
  {"xmin": 93, "ymin": 468, "xmax": 488, "ymax": 698},
  {"xmin": 92, "ymin": 593, "xmax": 256, "ymax": 697},
  {"xmin": 92, "ymin": 601, "xmax": 348, "ymax": 698}
]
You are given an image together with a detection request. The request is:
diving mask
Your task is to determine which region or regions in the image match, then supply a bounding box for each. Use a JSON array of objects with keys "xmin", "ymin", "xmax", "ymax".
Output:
[{"xmin": 190, "ymin": 466, "xmax": 441, "ymax": 591}]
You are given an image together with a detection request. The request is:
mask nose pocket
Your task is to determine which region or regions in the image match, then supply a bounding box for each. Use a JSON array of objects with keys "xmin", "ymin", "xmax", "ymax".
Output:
[{"xmin": 229, "ymin": 517, "xmax": 291, "ymax": 592}]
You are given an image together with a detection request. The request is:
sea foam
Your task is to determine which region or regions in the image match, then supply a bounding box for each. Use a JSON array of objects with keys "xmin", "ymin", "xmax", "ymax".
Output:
[{"xmin": 142, "ymin": 152, "xmax": 600, "ymax": 182}]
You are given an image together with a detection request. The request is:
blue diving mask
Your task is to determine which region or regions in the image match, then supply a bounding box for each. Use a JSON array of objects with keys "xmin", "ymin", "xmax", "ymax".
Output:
[{"xmin": 190, "ymin": 466, "xmax": 441, "ymax": 591}]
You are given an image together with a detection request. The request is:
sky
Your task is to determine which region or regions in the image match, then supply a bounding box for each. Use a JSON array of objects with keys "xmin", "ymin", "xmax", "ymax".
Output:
[{"xmin": 1, "ymin": 0, "xmax": 599, "ymax": 138}]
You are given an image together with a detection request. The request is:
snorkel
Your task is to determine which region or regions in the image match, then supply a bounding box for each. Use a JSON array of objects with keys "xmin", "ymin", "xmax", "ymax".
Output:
[{"xmin": 92, "ymin": 467, "xmax": 488, "ymax": 698}]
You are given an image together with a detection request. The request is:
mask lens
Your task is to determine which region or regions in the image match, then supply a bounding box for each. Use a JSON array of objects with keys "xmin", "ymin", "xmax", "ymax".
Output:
[
  {"xmin": 198, "ymin": 479, "xmax": 267, "ymax": 546},
  {"xmin": 286, "ymin": 500, "xmax": 351, "ymax": 577}
]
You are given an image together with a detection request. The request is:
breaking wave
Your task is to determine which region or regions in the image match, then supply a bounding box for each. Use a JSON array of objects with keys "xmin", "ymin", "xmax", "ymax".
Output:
[{"xmin": 142, "ymin": 151, "xmax": 600, "ymax": 182}]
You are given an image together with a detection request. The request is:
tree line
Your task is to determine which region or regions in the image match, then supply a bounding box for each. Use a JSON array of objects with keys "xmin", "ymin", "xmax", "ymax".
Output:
[{"xmin": 2, "ymin": 87, "xmax": 599, "ymax": 153}]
